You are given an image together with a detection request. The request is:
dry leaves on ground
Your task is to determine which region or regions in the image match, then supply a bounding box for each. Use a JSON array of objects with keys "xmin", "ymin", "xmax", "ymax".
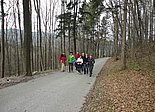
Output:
[{"xmin": 80, "ymin": 58, "xmax": 155, "ymax": 112}]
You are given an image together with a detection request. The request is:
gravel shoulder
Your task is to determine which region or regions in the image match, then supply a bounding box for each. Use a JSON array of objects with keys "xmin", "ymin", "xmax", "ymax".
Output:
[{"xmin": 0, "ymin": 58, "xmax": 109, "ymax": 112}]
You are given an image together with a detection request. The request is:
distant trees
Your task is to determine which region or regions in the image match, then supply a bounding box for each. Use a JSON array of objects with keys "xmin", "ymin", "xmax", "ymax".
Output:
[
  {"xmin": 55, "ymin": 0, "xmax": 111, "ymax": 58},
  {"xmin": 105, "ymin": 0, "xmax": 155, "ymax": 69},
  {"xmin": 0, "ymin": 0, "xmax": 60, "ymax": 78},
  {"xmin": 2, "ymin": 0, "xmax": 153, "ymax": 77}
]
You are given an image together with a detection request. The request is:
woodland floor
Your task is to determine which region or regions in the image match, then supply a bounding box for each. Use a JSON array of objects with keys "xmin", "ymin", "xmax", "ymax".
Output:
[{"xmin": 80, "ymin": 55, "xmax": 155, "ymax": 112}]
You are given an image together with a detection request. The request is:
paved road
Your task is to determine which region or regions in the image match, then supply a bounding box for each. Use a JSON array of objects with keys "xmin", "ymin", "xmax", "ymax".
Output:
[{"xmin": 0, "ymin": 58, "xmax": 108, "ymax": 112}]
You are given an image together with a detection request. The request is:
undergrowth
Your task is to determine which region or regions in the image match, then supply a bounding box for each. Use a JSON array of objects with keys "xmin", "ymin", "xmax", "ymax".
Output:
[{"xmin": 127, "ymin": 53, "xmax": 155, "ymax": 73}]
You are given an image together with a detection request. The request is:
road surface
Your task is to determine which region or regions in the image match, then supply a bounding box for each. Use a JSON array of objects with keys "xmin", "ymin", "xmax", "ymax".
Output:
[{"xmin": 0, "ymin": 58, "xmax": 108, "ymax": 112}]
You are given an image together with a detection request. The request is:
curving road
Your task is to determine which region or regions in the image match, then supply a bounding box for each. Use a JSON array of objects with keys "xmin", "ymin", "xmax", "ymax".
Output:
[{"xmin": 0, "ymin": 58, "xmax": 109, "ymax": 112}]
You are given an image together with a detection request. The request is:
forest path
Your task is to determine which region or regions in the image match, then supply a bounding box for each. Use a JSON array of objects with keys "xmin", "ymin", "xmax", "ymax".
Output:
[{"xmin": 0, "ymin": 58, "xmax": 109, "ymax": 112}]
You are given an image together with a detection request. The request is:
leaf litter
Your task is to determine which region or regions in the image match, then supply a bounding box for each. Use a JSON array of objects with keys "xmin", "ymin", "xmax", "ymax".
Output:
[{"xmin": 80, "ymin": 58, "xmax": 155, "ymax": 112}]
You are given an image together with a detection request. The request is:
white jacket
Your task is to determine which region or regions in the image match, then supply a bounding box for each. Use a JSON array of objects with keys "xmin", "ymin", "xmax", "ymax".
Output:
[{"xmin": 76, "ymin": 58, "xmax": 83, "ymax": 64}]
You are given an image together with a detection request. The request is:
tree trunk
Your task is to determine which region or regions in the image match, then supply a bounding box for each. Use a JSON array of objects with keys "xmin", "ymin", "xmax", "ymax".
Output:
[
  {"xmin": 113, "ymin": 14, "xmax": 119, "ymax": 60},
  {"xmin": 5, "ymin": 19, "xmax": 12, "ymax": 76},
  {"xmin": 17, "ymin": 0, "xmax": 24, "ymax": 74},
  {"xmin": 23, "ymin": 0, "xmax": 32, "ymax": 76},
  {"xmin": 1, "ymin": 0, "xmax": 5, "ymax": 78},
  {"xmin": 149, "ymin": 0, "xmax": 154, "ymax": 43},
  {"xmin": 13, "ymin": 4, "xmax": 20, "ymax": 76},
  {"xmin": 62, "ymin": 1, "xmax": 66, "ymax": 53},
  {"xmin": 121, "ymin": 0, "xmax": 128, "ymax": 69},
  {"xmin": 73, "ymin": 0, "xmax": 78, "ymax": 54}
]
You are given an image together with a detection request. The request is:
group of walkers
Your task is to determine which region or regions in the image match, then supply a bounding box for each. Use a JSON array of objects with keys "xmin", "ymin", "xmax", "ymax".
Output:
[{"xmin": 59, "ymin": 52, "xmax": 95, "ymax": 77}]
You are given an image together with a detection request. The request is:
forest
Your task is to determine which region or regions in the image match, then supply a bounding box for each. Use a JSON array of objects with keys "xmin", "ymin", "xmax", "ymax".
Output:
[{"xmin": 0, "ymin": 0, "xmax": 155, "ymax": 78}]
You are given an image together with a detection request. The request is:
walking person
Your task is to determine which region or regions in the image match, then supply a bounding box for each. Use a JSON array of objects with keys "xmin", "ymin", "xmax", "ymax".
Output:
[
  {"xmin": 81, "ymin": 52, "xmax": 85, "ymax": 72},
  {"xmin": 76, "ymin": 56, "xmax": 83, "ymax": 73},
  {"xmin": 74, "ymin": 52, "xmax": 80, "ymax": 70},
  {"xmin": 59, "ymin": 53, "xmax": 67, "ymax": 72},
  {"xmin": 83, "ymin": 53, "xmax": 89, "ymax": 75},
  {"xmin": 68, "ymin": 52, "xmax": 75, "ymax": 72},
  {"xmin": 88, "ymin": 55, "xmax": 95, "ymax": 77}
]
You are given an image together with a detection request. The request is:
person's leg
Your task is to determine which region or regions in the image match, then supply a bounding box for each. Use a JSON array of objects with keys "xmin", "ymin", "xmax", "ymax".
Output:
[
  {"xmin": 82, "ymin": 64, "xmax": 84, "ymax": 72},
  {"xmin": 80, "ymin": 64, "xmax": 83, "ymax": 73},
  {"xmin": 62, "ymin": 63, "xmax": 65, "ymax": 72},
  {"xmin": 89, "ymin": 65, "xmax": 93, "ymax": 77},
  {"xmin": 75, "ymin": 62, "xmax": 77, "ymax": 70},
  {"xmin": 77, "ymin": 64, "xmax": 81, "ymax": 73},
  {"xmin": 84, "ymin": 64, "xmax": 86, "ymax": 74},
  {"xmin": 61, "ymin": 63, "xmax": 63, "ymax": 71},
  {"xmin": 69, "ymin": 63, "xmax": 71, "ymax": 72},
  {"xmin": 86, "ymin": 64, "xmax": 89, "ymax": 74},
  {"xmin": 64, "ymin": 63, "xmax": 66, "ymax": 71},
  {"xmin": 71, "ymin": 63, "xmax": 73, "ymax": 72}
]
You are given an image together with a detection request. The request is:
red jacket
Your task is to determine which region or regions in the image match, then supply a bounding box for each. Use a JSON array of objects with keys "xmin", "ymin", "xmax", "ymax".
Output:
[
  {"xmin": 74, "ymin": 53, "xmax": 80, "ymax": 60},
  {"xmin": 59, "ymin": 55, "xmax": 67, "ymax": 64}
]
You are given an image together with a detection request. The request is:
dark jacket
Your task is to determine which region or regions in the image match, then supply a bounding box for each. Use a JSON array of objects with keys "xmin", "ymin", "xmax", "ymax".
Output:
[
  {"xmin": 88, "ymin": 58, "xmax": 95, "ymax": 66},
  {"xmin": 83, "ymin": 56, "xmax": 89, "ymax": 64}
]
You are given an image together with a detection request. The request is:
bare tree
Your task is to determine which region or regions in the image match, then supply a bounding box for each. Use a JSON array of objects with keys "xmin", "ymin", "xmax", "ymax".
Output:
[
  {"xmin": 1, "ymin": 0, "xmax": 5, "ymax": 78},
  {"xmin": 34, "ymin": 0, "xmax": 44, "ymax": 71},
  {"xmin": 13, "ymin": 0, "xmax": 20, "ymax": 76},
  {"xmin": 23, "ymin": 0, "xmax": 32, "ymax": 76},
  {"xmin": 17, "ymin": 0, "xmax": 24, "ymax": 73},
  {"xmin": 121, "ymin": 0, "xmax": 128, "ymax": 69}
]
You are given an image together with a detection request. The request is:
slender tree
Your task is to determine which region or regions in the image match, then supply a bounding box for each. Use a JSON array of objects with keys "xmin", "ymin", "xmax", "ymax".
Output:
[
  {"xmin": 13, "ymin": 1, "xmax": 20, "ymax": 76},
  {"xmin": 73, "ymin": 0, "xmax": 78, "ymax": 54},
  {"xmin": 17, "ymin": 0, "xmax": 24, "ymax": 73},
  {"xmin": 1, "ymin": 0, "xmax": 5, "ymax": 78},
  {"xmin": 34, "ymin": 0, "xmax": 44, "ymax": 71},
  {"xmin": 121, "ymin": 0, "xmax": 128, "ymax": 69}
]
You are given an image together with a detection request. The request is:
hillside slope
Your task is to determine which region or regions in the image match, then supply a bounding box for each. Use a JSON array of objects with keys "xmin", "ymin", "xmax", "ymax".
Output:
[{"xmin": 81, "ymin": 57, "xmax": 155, "ymax": 112}]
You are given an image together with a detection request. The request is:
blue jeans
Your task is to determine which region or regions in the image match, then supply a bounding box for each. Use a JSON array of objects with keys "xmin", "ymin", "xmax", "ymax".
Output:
[
  {"xmin": 84, "ymin": 64, "xmax": 89, "ymax": 74},
  {"xmin": 89, "ymin": 65, "xmax": 94, "ymax": 77}
]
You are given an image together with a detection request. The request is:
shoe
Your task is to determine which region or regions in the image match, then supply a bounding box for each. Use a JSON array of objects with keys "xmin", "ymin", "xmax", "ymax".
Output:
[{"xmin": 90, "ymin": 74, "xmax": 92, "ymax": 77}]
